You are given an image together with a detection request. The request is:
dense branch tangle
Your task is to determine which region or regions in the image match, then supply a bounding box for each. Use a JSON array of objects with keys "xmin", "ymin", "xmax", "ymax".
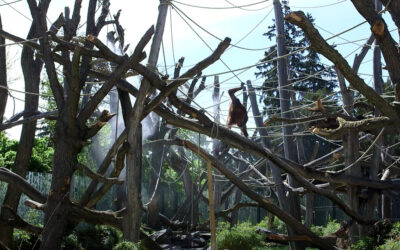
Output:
[{"xmin": 1, "ymin": 1, "xmax": 400, "ymax": 249}]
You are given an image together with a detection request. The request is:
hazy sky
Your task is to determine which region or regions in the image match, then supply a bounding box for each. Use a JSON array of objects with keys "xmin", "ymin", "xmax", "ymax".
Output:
[{"xmin": 0, "ymin": 0, "xmax": 398, "ymax": 139}]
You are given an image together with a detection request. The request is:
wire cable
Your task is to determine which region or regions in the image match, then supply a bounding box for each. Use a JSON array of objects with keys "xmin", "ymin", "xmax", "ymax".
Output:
[
  {"xmin": 172, "ymin": 0, "xmax": 271, "ymax": 10},
  {"xmin": 0, "ymin": 0, "xmax": 21, "ymax": 7},
  {"xmin": 172, "ymin": 3, "xmax": 274, "ymax": 51},
  {"xmin": 1, "ymin": 0, "xmax": 30, "ymax": 21}
]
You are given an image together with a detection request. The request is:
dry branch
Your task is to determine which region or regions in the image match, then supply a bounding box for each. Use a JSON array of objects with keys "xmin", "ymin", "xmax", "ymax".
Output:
[
  {"xmin": 0, "ymin": 111, "xmax": 58, "ymax": 132},
  {"xmin": 285, "ymin": 11, "xmax": 400, "ymax": 123},
  {"xmin": 264, "ymin": 112, "xmax": 354, "ymax": 126},
  {"xmin": 351, "ymin": 0, "xmax": 400, "ymax": 92},
  {"xmin": 77, "ymin": 25, "xmax": 154, "ymax": 125},
  {"xmin": 0, "ymin": 167, "xmax": 46, "ymax": 203},
  {"xmin": 310, "ymin": 116, "xmax": 391, "ymax": 139},
  {"xmin": 0, "ymin": 205, "xmax": 42, "ymax": 235},
  {"xmin": 173, "ymin": 138, "xmax": 332, "ymax": 249},
  {"xmin": 143, "ymin": 38, "xmax": 231, "ymax": 114},
  {"xmin": 79, "ymin": 129, "xmax": 127, "ymax": 205},
  {"xmin": 83, "ymin": 110, "xmax": 116, "ymax": 139},
  {"xmin": 85, "ymin": 142, "xmax": 128, "ymax": 208},
  {"xmin": 76, "ymin": 164, "xmax": 123, "ymax": 185}
]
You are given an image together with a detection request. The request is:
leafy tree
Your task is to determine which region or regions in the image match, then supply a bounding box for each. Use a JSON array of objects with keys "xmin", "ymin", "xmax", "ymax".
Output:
[{"xmin": 0, "ymin": 132, "xmax": 53, "ymax": 172}]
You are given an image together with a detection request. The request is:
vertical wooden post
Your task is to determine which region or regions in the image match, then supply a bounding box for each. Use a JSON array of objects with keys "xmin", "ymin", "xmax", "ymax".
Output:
[
  {"xmin": 273, "ymin": 1, "xmax": 303, "ymax": 249},
  {"xmin": 206, "ymin": 160, "xmax": 217, "ymax": 250},
  {"xmin": 212, "ymin": 76, "xmax": 222, "ymax": 213},
  {"xmin": 124, "ymin": 124, "xmax": 142, "ymax": 241},
  {"xmin": 0, "ymin": 15, "xmax": 6, "ymax": 123},
  {"xmin": 144, "ymin": 0, "xmax": 169, "ymax": 229},
  {"xmin": 124, "ymin": 0, "xmax": 169, "ymax": 242}
]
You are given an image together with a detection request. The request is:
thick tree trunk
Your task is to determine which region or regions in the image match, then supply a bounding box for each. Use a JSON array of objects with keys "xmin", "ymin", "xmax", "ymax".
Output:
[
  {"xmin": 123, "ymin": 124, "xmax": 142, "ymax": 241},
  {"xmin": 364, "ymin": 0, "xmax": 383, "ymax": 230},
  {"xmin": 295, "ymin": 122, "xmax": 314, "ymax": 228},
  {"xmin": 0, "ymin": 15, "xmax": 6, "ymax": 123},
  {"xmin": 336, "ymin": 67, "xmax": 360, "ymax": 242},
  {"xmin": 147, "ymin": 132, "xmax": 166, "ymax": 229},
  {"xmin": 0, "ymin": 22, "xmax": 42, "ymax": 247},
  {"xmin": 246, "ymin": 81, "xmax": 287, "ymax": 214},
  {"xmin": 171, "ymin": 148, "xmax": 200, "ymax": 225},
  {"xmin": 41, "ymin": 129, "xmax": 80, "ymax": 249},
  {"xmin": 141, "ymin": 0, "xmax": 168, "ymax": 230},
  {"xmin": 273, "ymin": 1, "xmax": 303, "ymax": 249}
]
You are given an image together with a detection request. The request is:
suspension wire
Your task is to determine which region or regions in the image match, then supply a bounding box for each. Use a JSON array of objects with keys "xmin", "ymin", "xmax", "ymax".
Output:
[
  {"xmin": 224, "ymin": 0, "xmax": 272, "ymax": 11},
  {"xmin": 290, "ymin": 0, "xmax": 348, "ymax": 9},
  {"xmin": 1, "ymin": 0, "xmax": 30, "ymax": 21},
  {"xmin": 169, "ymin": 5, "xmax": 176, "ymax": 65},
  {"xmin": 172, "ymin": 4, "xmax": 243, "ymax": 83},
  {"xmin": 161, "ymin": 38, "xmax": 168, "ymax": 75},
  {"xmin": 172, "ymin": 0, "xmax": 271, "ymax": 10},
  {"xmin": 0, "ymin": 37, "xmax": 42, "ymax": 48},
  {"xmin": 228, "ymin": 6, "xmax": 274, "ymax": 50},
  {"xmin": 162, "ymin": 15, "xmax": 367, "ymax": 83},
  {"xmin": 329, "ymin": 127, "xmax": 386, "ymax": 174},
  {"xmin": 171, "ymin": 2, "xmax": 274, "ymax": 51},
  {"xmin": 0, "ymin": 0, "xmax": 21, "ymax": 6}
]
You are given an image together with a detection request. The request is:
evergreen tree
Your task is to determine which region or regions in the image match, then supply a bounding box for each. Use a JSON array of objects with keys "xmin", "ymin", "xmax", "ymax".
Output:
[{"xmin": 256, "ymin": 1, "xmax": 337, "ymax": 116}]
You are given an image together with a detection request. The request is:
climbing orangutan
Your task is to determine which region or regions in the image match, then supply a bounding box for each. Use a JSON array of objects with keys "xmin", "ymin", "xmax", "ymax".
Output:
[{"xmin": 226, "ymin": 86, "xmax": 248, "ymax": 137}]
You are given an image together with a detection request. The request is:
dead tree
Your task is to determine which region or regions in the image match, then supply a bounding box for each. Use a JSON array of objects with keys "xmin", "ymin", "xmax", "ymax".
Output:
[{"xmin": 0, "ymin": 4, "xmax": 46, "ymax": 247}]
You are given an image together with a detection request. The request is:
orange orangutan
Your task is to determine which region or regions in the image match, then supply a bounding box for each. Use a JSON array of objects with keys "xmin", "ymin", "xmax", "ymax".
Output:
[{"xmin": 226, "ymin": 86, "xmax": 248, "ymax": 137}]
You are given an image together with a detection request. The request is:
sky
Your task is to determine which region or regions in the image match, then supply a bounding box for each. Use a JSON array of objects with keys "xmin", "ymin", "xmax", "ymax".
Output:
[{"xmin": 0, "ymin": 0, "xmax": 398, "ymax": 139}]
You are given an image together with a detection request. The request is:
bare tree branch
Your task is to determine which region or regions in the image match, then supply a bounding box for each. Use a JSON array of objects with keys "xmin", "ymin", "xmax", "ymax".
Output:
[
  {"xmin": 310, "ymin": 117, "xmax": 391, "ymax": 139},
  {"xmin": 0, "ymin": 167, "xmax": 46, "ymax": 203},
  {"xmin": 76, "ymin": 164, "xmax": 123, "ymax": 185},
  {"xmin": 285, "ymin": 11, "xmax": 400, "ymax": 123},
  {"xmin": 0, "ymin": 111, "xmax": 57, "ymax": 132},
  {"xmin": 77, "ymin": 26, "xmax": 154, "ymax": 125}
]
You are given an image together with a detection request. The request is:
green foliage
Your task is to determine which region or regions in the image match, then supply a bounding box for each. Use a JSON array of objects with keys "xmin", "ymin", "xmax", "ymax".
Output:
[
  {"xmin": 352, "ymin": 236, "xmax": 376, "ymax": 250},
  {"xmin": 113, "ymin": 241, "xmax": 140, "ymax": 250},
  {"xmin": 216, "ymin": 221, "xmax": 266, "ymax": 250},
  {"xmin": 376, "ymin": 222, "xmax": 400, "ymax": 250},
  {"xmin": 24, "ymin": 209, "xmax": 43, "ymax": 227},
  {"xmin": 29, "ymin": 136, "xmax": 54, "ymax": 172},
  {"xmin": 377, "ymin": 239, "xmax": 400, "ymax": 250},
  {"xmin": 310, "ymin": 220, "xmax": 339, "ymax": 236},
  {"xmin": 352, "ymin": 221, "xmax": 400, "ymax": 250},
  {"xmin": 62, "ymin": 233, "xmax": 84, "ymax": 250},
  {"xmin": 37, "ymin": 79, "xmax": 56, "ymax": 137},
  {"xmin": 12, "ymin": 229, "xmax": 40, "ymax": 250},
  {"xmin": 62, "ymin": 226, "xmax": 143, "ymax": 250},
  {"xmin": 389, "ymin": 222, "xmax": 400, "ymax": 239},
  {"xmin": 0, "ymin": 132, "xmax": 18, "ymax": 168},
  {"xmin": 0, "ymin": 132, "xmax": 53, "ymax": 172},
  {"xmin": 74, "ymin": 225, "xmax": 122, "ymax": 250},
  {"xmin": 257, "ymin": 216, "xmax": 287, "ymax": 234}
]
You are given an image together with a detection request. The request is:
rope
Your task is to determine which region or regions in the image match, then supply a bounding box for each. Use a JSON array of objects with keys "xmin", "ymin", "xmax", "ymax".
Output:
[
  {"xmin": 172, "ymin": 4, "xmax": 243, "ymax": 83},
  {"xmin": 169, "ymin": 5, "xmax": 176, "ymax": 65},
  {"xmin": 0, "ymin": 37, "xmax": 42, "ymax": 48},
  {"xmin": 161, "ymin": 39, "xmax": 168, "ymax": 75},
  {"xmin": 172, "ymin": 0, "xmax": 270, "ymax": 10},
  {"xmin": 171, "ymin": 3, "xmax": 274, "ymax": 51},
  {"xmin": 330, "ymin": 127, "xmax": 386, "ymax": 174},
  {"xmin": 290, "ymin": 0, "xmax": 348, "ymax": 9},
  {"xmin": 0, "ymin": 0, "xmax": 30, "ymax": 21},
  {"xmin": 230, "ymin": 6, "xmax": 274, "ymax": 48},
  {"xmin": 0, "ymin": 0, "xmax": 21, "ymax": 6},
  {"xmin": 224, "ymin": 0, "xmax": 272, "ymax": 11}
]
